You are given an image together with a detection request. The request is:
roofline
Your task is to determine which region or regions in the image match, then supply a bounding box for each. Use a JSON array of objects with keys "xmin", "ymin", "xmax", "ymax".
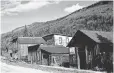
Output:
[
  {"xmin": 67, "ymin": 30, "xmax": 96, "ymax": 47},
  {"xmin": 67, "ymin": 30, "xmax": 113, "ymax": 47},
  {"xmin": 79, "ymin": 29, "xmax": 113, "ymax": 33},
  {"xmin": 41, "ymin": 49, "xmax": 69, "ymax": 54},
  {"xmin": 67, "ymin": 30, "xmax": 78, "ymax": 47},
  {"xmin": 51, "ymin": 53, "xmax": 69, "ymax": 54},
  {"xmin": 18, "ymin": 37, "xmax": 43, "ymax": 38},
  {"xmin": 40, "ymin": 45, "xmax": 68, "ymax": 48},
  {"xmin": 12, "ymin": 37, "xmax": 43, "ymax": 40},
  {"xmin": 42, "ymin": 33, "xmax": 72, "ymax": 38},
  {"xmin": 79, "ymin": 30, "xmax": 113, "ymax": 44},
  {"xmin": 28, "ymin": 44, "xmax": 40, "ymax": 48}
]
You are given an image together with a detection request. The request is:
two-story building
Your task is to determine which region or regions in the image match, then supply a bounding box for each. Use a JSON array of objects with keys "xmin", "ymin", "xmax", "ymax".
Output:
[{"xmin": 43, "ymin": 34, "xmax": 72, "ymax": 47}]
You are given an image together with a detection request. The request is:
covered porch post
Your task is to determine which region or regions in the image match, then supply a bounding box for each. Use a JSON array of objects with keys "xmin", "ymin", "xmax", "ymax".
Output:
[
  {"xmin": 75, "ymin": 47, "xmax": 80, "ymax": 69},
  {"xmin": 85, "ymin": 45, "xmax": 89, "ymax": 69}
]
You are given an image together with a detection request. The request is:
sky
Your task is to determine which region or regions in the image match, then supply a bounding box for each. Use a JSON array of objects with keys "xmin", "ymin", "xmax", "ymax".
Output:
[{"xmin": 1, "ymin": 0, "xmax": 101, "ymax": 34}]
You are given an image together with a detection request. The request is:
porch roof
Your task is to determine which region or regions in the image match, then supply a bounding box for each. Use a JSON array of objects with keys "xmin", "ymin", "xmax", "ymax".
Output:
[{"xmin": 40, "ymin": 45, "xmax": 69, "ymax": 54}]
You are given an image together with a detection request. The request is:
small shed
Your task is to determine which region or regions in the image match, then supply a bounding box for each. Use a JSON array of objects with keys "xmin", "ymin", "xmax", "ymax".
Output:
[
  {"xmin": 28, "ymin": 45, "xmax": 69, "ymax": 67},
  {"xmin": 67, "ymin": 30, "xmax": 113, "ymax": 69}
]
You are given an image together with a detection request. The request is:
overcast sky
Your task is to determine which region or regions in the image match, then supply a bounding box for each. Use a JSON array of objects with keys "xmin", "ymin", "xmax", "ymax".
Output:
[{"xmin": 1, "ymin": 0, "xmax": 100, "ymax": 34}]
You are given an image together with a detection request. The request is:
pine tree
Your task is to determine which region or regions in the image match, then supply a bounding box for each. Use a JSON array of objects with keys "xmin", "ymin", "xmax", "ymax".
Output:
[{"xmin": 23, "ymin": 25, "xmax": 28, "ymax": 37}]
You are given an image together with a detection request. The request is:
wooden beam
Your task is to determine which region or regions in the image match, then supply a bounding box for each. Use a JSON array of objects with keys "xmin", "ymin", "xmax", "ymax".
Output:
[
  {"xmin": 75, "ymin": 47, "xmax": 80, "ymax": 69},
  {"xmin": 91, "ymin": 48, "xmax": 94, "ymax": 69},
  {"xmin": 68, "ymin": 47, "xmax": 71, "ymax": 67},
  {"xmin": 36, "ymin": 51, "xmax": 38, "ymax": 64},
  {"xmin": 49, "ymin": 55, "xmax": 51, "ymax": 65},
  {"xmin": 85, "ymin": 46, "xmax": 88, "ymax": 69},
  {"xmin": 96, "ymin": 44, "xmax": 100, "ymax": 55},
  {"xmin": 30, "ymin": 52, "xmax": 32, "ymax": 64},
  {"xmin": 40, "ymin": 50, "xmax": 42, "ymax": 65},
  {"xmin": 41, "ymin": 51, "xmax": 43, "ymax": 65}
]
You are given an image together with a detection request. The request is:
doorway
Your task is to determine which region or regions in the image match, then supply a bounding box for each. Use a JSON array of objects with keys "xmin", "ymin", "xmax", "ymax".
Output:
[
  {"xmin": 78, "ymin": 48, "xmax": 86, "ymax": 69},
  {"xmin": 42, "ymin": 53, "xmax": 49, "ymax": 65}
]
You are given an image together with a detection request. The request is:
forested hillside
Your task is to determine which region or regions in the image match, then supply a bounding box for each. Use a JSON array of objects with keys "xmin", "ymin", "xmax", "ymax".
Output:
[{"xmin": 1, "ymin": 1, "xmax": 113, "ymax": 52}]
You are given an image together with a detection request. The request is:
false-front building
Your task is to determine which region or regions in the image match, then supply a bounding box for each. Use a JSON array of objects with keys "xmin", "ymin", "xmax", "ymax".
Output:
[
  {"xmin": 11, "ymin": 37, "xmax": 46, "ymax": 60},
  {"xmin": 43, "ymin": 34, "xmax": 72, "ymax": 47}
]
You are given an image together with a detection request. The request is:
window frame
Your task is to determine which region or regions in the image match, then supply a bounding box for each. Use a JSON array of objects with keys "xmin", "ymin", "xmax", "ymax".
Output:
[
  {"xmin": 66, "ymin": 37, "xmax": 69, "ymax": 44},
  {"xmin": 59, "ymin": 37, "xmax": 62, "ymax": 44}
]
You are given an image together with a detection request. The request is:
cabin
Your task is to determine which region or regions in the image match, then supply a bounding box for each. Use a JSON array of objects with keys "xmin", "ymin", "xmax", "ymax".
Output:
[
  {"xmin": 11, "ymin": 37, "xmax": 46, "ymax": 61},
  {"xmin": 43, "ymin": 34, "xmax": 72, "ymax": 47},
  {"xmin": 28, "ymin": 45, "xmax": 69, "ymax": 67},
  {"xmin": 67, "ymin": 30, "xmax": 113, "ymax": 70}
]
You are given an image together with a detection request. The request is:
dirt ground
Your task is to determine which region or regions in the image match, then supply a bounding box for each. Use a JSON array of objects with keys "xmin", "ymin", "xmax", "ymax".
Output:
[{"xmin": 1, "ymin": 57, "xmax": 106, "ymax": 73}]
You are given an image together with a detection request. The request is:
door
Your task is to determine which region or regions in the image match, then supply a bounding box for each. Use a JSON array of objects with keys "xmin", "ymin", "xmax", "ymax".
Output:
[
  {"xmin": 42, "ymin": 53, "xmax": 49, "ymax": 65},
  {"xmin": 78, "ymin": 48, "xmax": 86, "ymax": 69}
]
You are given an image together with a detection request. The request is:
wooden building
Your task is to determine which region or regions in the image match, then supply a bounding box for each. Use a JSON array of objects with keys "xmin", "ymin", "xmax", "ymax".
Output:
[
  {"xmin": 67, "ymin": 30, "xmax": 113, "ymax": 70},
  {"xmin": 11, "ymin": 37, "xmax": 46, "ymax": 60},
  {"xmin": 28, "ymin": 45, "xmax": 69, "ymax": 67},
  {"xmin": 43, "ymin": 34, "xmax": 72, "ymax": 47},
  {"xmin": 41, "ymin": 34, "xmax": 73, "ymax": 67}
]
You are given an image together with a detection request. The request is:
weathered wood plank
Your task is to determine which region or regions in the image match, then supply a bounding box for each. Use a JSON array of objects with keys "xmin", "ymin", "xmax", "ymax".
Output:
[{"xmin": 75, "ymin": 47, "xmax": 80, "ymax": 69}]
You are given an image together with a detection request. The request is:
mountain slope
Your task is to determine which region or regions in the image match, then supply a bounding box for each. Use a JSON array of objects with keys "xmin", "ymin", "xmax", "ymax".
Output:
[{"xmin": 1, "ymin": 1, "xmax": 113, "ymax": 52}]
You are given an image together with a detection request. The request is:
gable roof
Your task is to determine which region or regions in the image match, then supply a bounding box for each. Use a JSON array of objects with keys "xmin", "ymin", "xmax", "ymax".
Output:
[
  {"xmin": 18, "ymin": 37, "xmax": 46, "ymax": 44},
  {"xmin": 67, "ymin": 30, "xmax": 113, "ymax": 47},
  {"xmin": 40, "ymin": 45, "xmax": 69, "ymax": 54},
  {"xmin": 80, "ymin": 30, "xmax": 113, "ymax": 43}
]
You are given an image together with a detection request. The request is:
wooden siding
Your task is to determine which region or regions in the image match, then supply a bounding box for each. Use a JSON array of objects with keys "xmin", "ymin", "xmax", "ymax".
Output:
[
  {"xmin": 51, "ymin": 54, "xmax": 69, "ymax": 66},
  {"xmin": 69, "ymin": 43, "xmax": 113, "ymax": 70},
  {"xmin": 43, "ymin": 34, "xmax": 55, "ymax": 45},
  {"xmin": 46, "ymin": 37, "xmax": 55, "ymax": 45},
  {"xmin": 28, "ymin": 47, "xmax": 51, "ymax": 65},
  {"xmin": 28, "ymin": 50, "xmax": 37, "ymax": 63},
  {"xmin": 43, "ymin": 34, "xmax": 72, "ymax": 47},
  {"xmin": 41, "ymin": 51, "xmax": 50, "ymax": 65},
  {"xmin": 28, "ymin": 46, "xmax": 69, "ymax": 67},
  {"xmin": 18, "ymin": 44, "xmax": 36, "ymax": 60}
]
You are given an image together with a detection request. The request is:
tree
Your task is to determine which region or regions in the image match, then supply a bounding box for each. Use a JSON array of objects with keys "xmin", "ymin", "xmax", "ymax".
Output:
[{"xmin": 23, "ymin": 25, "xmax": 28, "ymax": 37}]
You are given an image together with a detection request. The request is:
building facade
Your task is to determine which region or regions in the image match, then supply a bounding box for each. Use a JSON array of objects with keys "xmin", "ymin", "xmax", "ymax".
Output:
[
  {"xmin": 43, "ymin": 34, "xmax": 72, "ymax": 47},
  {"xmin": 11, "ymin": 37, "xmax": 46, "ymax": 60},
  {"xmin": 67, "ymin": 30, "xmax": 113, "ymax": 70},
  {"xmin": 28, "ymin": 45, "xmax": 69, "ymax": 67}
]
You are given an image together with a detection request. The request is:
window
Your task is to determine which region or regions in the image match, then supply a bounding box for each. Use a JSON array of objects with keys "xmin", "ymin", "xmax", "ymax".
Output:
[
  {"xmin": 59, "ymin": 37, "xmax": 62, "ymax": 44},
  {"xmin": 66, "ymin": 38, "xmax": 69, "ymax": 44},
  {"xmin": 70, "ymin": 47, "xmax": 75, "ymax": 54}
]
